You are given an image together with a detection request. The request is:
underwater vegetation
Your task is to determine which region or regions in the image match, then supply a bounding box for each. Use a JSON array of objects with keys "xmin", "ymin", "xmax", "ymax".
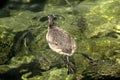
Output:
[{"xmin": 0, "ymin": 0, "xmax": 120, "ymax": 80}]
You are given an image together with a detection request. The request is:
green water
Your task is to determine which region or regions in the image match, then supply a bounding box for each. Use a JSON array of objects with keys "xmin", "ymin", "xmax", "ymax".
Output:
[{"xmin": 0, "ymin": 0, "xmax": 120, "ymax": 80}]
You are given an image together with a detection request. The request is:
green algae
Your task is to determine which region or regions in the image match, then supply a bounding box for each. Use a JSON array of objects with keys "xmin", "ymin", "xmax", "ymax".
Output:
[
  {"xmin": 82, "ymin": 59, "xmax": 120, "ymax": 80},
  {"xmin": 0, "ymin": 0, "xmax": 120, "ymax": 80}
]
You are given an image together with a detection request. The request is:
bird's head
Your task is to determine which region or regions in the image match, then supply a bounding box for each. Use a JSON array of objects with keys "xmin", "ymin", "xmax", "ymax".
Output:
[
  {"xmin": 48, "ymin": 14, "xmax": 57, "ymax": 22},
  {"xmin": 48, "ymin": 14, "xmax": 57, "ymax": 28}
]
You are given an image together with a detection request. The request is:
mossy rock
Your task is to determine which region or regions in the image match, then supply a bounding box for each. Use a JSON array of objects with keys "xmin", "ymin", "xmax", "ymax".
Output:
[
  {"xmin": 0, "ymin": 27, "xmax": 14, "ymax": 64},
  {"xmin": 82, "ymin": 59, "xmax": 120, "ymax": 80}
]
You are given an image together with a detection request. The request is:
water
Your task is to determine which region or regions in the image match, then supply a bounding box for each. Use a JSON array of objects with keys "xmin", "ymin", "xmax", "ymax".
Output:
[{"xmin": 0, "ymin": 0, "xmax": 120, "ymax": 80}]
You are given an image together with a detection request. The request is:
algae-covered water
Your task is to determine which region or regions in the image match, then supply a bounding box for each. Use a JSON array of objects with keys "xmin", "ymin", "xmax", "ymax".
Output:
[{"xmin": 0, "ymin": 0, "xmax": 120, "ymax": 80}]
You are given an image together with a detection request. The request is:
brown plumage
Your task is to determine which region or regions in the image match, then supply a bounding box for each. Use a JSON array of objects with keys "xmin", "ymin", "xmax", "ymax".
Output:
[
  {"xmin": 46, "ymin": 15, "xmax": 76, "ymax": 56},
  {"xmin": 46, "ymin": 15, "xmax": 76, "ymax": 74}
]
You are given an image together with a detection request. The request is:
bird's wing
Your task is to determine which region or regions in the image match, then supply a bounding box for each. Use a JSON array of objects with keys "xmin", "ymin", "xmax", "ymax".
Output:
[{"xmin": 46, "ymin": 27, "xmax": 76, "ymax": 54}]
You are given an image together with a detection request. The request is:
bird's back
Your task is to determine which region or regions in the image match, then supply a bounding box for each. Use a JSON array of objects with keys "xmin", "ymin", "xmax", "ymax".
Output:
[{"xmin": 46, "ymin": 27, "xmax": 76, "ymax": 56}]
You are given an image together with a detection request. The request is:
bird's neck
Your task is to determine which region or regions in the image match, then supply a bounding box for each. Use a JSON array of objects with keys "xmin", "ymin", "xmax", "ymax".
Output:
[{"xmin": 48, "ymin": 21, "xmax": 56, "ymax": 29}]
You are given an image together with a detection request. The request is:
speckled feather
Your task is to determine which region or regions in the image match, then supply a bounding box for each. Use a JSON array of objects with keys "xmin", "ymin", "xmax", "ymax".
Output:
[{"xmin": 46, "ymin": 23, "xmax": 76, "ymax": 56}]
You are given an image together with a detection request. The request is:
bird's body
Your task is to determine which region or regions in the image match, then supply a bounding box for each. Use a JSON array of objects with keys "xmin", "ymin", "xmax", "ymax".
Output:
[
  {"xmin": 46, "ymin": 26, "xmax": 76, "ymax": 56},
  {"xmin": 46, "ymin": 15, "xmax": 76, "ymax": 73}
]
